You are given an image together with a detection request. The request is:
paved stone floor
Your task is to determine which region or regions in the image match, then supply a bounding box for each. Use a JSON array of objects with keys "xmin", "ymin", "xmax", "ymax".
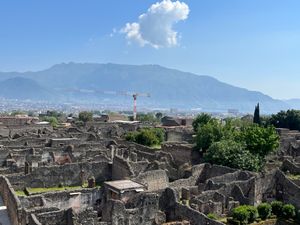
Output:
[{"xmin": 0, "ymin": 196, "xmax": 11, "ymax": 225}]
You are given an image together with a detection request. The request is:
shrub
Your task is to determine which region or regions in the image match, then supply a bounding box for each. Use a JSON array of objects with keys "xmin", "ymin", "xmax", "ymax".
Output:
[
  {"xmin": 257, "ymin": 203, "xmax": 272, "ymax": 220},
  {"xmin": 246, "ymin": 206, "xmax": 258, "ymax": 223},
  {"xmin": 78, "ymin": 111, "xmax": 93, "ymax": 122},
  {"xmin": 282, "ymin": 204, "xmax": 296, "ymax": 219},
  {"xmin": 271, "ymin": 201, "xmax": 283, "ymax": 217},
  {"xmin": 125, "ymin": 128, "xmax": 165, "ymax": 147},
  {"xmin": 207, "ymin": 213, "xmax": 218, "ymax": 220},
  {"xmin": 232, "ymin": 205, "xmax": 250, "ymax": 224},
  {"xmin": 296, "ymin": 209, "xmax": 300, "ymax": 223}
]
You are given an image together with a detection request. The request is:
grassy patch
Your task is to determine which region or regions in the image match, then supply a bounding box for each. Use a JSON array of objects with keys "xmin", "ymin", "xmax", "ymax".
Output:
[
  {"xmin": 150, "ymin": 144, "xmax": 162, "ymax": 150},
  {"xmin": 15, "ymin": 184, "xmax": 101, "ymax": 196},
  {"xmin": 287, "ymin": 174, "xmax": 300, "ymax": 180}
]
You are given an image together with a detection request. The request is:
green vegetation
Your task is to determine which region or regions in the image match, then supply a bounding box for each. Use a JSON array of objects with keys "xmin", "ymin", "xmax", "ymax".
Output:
[
  {"xmin": 269, "ymin": 109, "xmax": 300, "ymax": 131},
  {"xmin": 287, "ymin": 174, "xmax": 300, "ymax": 180},
  {"xmin": 271, "ymin": 201, "xmax": 283, "ymax": 217},
  {"xmin": 192, "ymin": 113, "xmax": 213, "ymax": 132},
  {"xmin": 231, "ymin": 205, "xmax": 251, "ymax": 224},
  {"xmin": 229, "ymin": 201, "xmax": 299, "ymax": 225},
  {"xmin": 133, "ymin": 113, "xmax": 159, "ymax": 123},
  {"xmin": 257, "ymin": 203, "xmax": 272, "ymax": 220},
  {"xmin": 282, "ymin": 204, "xmax": 296, "ymax": 219},
  {"xmin": 207, "ymin": 213, "xmax": 218, "ymax": 220},
  {"xmin": 41, "ymin": 116, "xmax": 58, "ymax": 127},
  {"xmin": 237, "ymin": 125, "xmax": 279, "ymax": 157},
  {"xmin": 78, "ymin": 111, "xmax": 93, "ymax": 122},
  {"xmin": 15, "ymin": 184, "xmax": 101, "ymax": 196},
  {"xmin": 125, "ymin": 128, "xmax": 165, "ymax": 147},
  {"xmin": 193, "ymin": 109, "xmax": 279, "ymax": 172},
  {"xmin": 253, "ymin": 103, "xmax": 261, "ymax": 125},
  {"xmin": 204, "ymin": 140, "xmax": 262, "ymax": 171}
]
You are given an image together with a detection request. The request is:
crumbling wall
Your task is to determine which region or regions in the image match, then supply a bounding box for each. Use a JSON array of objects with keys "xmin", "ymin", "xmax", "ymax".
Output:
[
  {"xmin": 0, "ymin": 176, "xmax": 22, "ymax": 225},
  {"xmin": 134, "ymin": 170, "xmax": 169, "ymax": 191},
  {"xmin": 281, "ymin": 160, "xmax": 300, "ymax": 174},
  {"xmin": 161, "ymin": 143, "xmax": 194, "ymax": 165},
  {"xmin": 112, "ymin": 156, "xmax": 134, "ymax": 180},
  {"xmin": 8, "ymin": 161, "xmax": 111, "ymax": 189},
  {"xmin": 173, "ymin": 203, "xmax": 224, "ymax": 225},
  {"xmin": 276, "ymin": 170, "xmax": 300, "ymax": 208}
]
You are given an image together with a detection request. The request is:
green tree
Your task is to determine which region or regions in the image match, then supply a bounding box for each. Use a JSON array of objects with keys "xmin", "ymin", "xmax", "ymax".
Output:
[
  {"xmin": 195, "ymin": 120, "xmax": 224, "ymax": 151},
  {"xmin": 78, "ymin": 111, "xmax": 93, "ymax": 123},
  {"xmin": 192, "ymin": 113, "xmax": 213, "ymax": 132},
  {"xmin": 238, "ymin": 124, "xmax": 279, "ymax": 157},
  {"xmin": 42, "ymin": 116, "xmax": 58, "ymax": 127},
  {"xmin": 253, "ymin": 103, "xmax": 261, "ymax": 125},
  {"xmin": 269, "ymin": 109, "xmax": 300, "ymax": 130},
  {"xmin": 155, "ymin": 112, "xmax": 163, "ymax": 121},
  {"xmin": 125, "ymin": 128, "xmax": 165, "ymax": 147},
  {"xmin": 204, "ymin": 140, "xmax": 262, "ymax": 172}
]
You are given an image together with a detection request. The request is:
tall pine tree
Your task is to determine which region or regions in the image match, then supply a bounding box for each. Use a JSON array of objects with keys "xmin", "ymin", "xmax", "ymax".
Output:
[{"xmin": 253, "ymin": 103, "xmax": 261, "ymax": 125}]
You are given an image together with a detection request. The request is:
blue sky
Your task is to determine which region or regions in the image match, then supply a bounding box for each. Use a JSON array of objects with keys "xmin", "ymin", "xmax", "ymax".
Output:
[{"xmin": 1, "ymin": 0, "xmax": 300, "ymax": 99}]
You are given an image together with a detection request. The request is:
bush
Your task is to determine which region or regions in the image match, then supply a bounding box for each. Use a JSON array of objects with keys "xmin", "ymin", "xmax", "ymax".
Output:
[
  {"xmin": 257, "ymin": 203, "xmax": 272, "ymax": 220},
  {"xmin": 282, "ymin": 204, "xmax": 296, "ymax": 219},
  {"xmin": 232, "ymin": 205, "xmax": 250, "ymax": 224},
  {"xmin": 78, "ymin": 111, "xmax": 93, "ymax": 122},
  {"xmin": 125, "ymin": 128, "xmax": 165, "ymax": 147},
  {"xmin": 271, "ymin": 201, "xmax": 283, "ymax": 217},
  {"xmin": 207, "ymin": 213, "xmax": 218, "ymax": 220},
  {"xmin": 296, "ymin": 209, "xmax": 300, "ymax": 223},
  {"xmin": 246, "ymin": 206, "xmax": 258, "ymax": 223}
]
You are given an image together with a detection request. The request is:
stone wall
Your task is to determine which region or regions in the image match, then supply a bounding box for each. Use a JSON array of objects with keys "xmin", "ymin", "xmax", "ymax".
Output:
[
  {"xmin": 134, "ymin": 170, "xmax": 169, "ymax": 191},
  {"xmin": 161, "ymin": 143, "xmax": 194, "ymax": 165},
  {"xmin": 102, "ymin": 193, "xmax": 162, "ymax": 225},
  {"xmin": 8, "ymin": 160, "xmax": 111, "ymax": 189},
  {"xmin": 281, "ymin": 160, "xmax": 300, "ymax": 174},
  {"xmin": 36, "ymin": 209, "xmax": 68, "ymax": 225},
  {"xmin": 276, "ymin": 170, "xmax": 300, "ymax": 208},
  {"xmin": 112, "ymin": 156, "xmax": 134, "ymax": 180},
  {"xmin": 0, "ymin": 176, "xmax": 22, "ymax": 225},
  {"xmin": 173, "ymin": 203, "xmax": 225, "ymax": 225}
]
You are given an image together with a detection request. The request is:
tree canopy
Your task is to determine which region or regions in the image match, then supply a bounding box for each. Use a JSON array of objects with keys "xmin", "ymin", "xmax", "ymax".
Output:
[
  {"xmin": 192, "ymin": 113, "xmax": 213, "ymax": 132},
  {"xmin": 78, "ymin": 111, "xmax": 93, "ymax": 123},
  {"xmin": 193, "ymin": 111, "xmax": 279, "ymax": 172},
  {"xmin": 269, "ymin": 110, "xmax": 300, "ymax": 131}
]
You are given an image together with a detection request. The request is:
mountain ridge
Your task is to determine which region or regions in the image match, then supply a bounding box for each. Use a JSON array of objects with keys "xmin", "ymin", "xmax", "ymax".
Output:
[{"xmin": 0, "ymin": 63, "xmax": 292, "ymax": 113}]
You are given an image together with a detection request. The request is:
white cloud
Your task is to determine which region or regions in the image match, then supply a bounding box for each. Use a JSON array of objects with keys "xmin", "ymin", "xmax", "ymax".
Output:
[{"xmin": 121, "ymin": 0, "xmax": 189, "ymax": 49}]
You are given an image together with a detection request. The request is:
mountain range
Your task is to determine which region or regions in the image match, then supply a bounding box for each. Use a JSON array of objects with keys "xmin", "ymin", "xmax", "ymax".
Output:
[{"xmin": 0, "ymin": 63, "xmax": 297, "ymax": 113}]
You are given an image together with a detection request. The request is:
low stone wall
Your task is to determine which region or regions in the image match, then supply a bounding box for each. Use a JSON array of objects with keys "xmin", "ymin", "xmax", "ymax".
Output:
[
  {"xmin": 173, "ymin": 203, "xmax": 225, "ymax": 225},
  {"xmin": 0, "ymin": 176, "xmax": 22, "ymax": 225},
  {"xmin": 36, "ymin": 209, "xmax": 67, "ymax": 225},
  {"xmin": 281, "ymin": 160, "xmax": 300, "ymax": 174}
]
